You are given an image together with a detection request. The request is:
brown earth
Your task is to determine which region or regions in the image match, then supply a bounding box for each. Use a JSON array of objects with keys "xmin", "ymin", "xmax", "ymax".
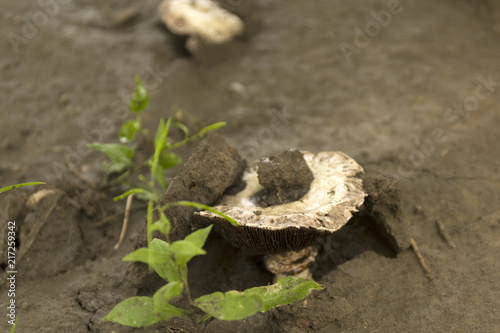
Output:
[{"xmin": 1, "ymin": 0, "xmax": 500, "ymax": 332}]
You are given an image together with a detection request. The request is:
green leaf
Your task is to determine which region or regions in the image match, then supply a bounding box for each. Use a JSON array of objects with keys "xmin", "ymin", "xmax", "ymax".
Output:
[
  {"xmin": 159, "ymin": 151, "xmax": 183, "ymax": 170},
  {"xmin": 150, "ymin": 211, "xmax": 171, "ymax": 239},
  {"xmin": 173, "ymin": 121, "xmax": 190, "ymax": 138},
  {"xmin": 129, "ymin": 76, "xmax": 149, "ymax": 113},
  {"xmin": 163, "ymin": 201, "xmax": 239, "ymax": 226},
  {"xmin": 194, "ymin": 291, "xmax": 262, "ymax": 321},
  {"xmin": 194, "ymin": 277, "xmax": 323, "ymax": 321},
  {"xmin": 159, "ymin": 211, "xmax": 171, "ymax": 237},
  {"xmin": 169, "ymin": 225, "xmax": 212, "ymax": 266},
  {"xmin": 149, "ymin": 238, "xmax": 170, "ymax": 258},
  {"xmin": 153, "ymin": 281, "xmax": 185, "ymax": 313},
  {"xmin": 152, "ymin": 164, "xmax": 168, "ymax": 192},
  {"xmin": 122, "ymin": 246, "xmax": 170, "ymax": 267},
  {"xmin": 123, "ymin": 241, "xmax": 179, "ymax": 282},
  {"xmin": 170, "ymin": 240, "xmax": 207, "ymax": 266},
  {"xmin": 198, "ymin": 313, "xmax": 213, "ymax": 325},
  {"xmin": 150, "ymin": 118, "xmax": 172, "ymax": 197},
  {"xmin": 113, "ymin": 188, "xmax": 153, "ymax": 201},
  {"xmin": 197, "ymin": 122, "xmax": 226, "ymax": 137},
  {"xmin": 171, "ymin": 121, "xmax": 226, "ymax": 150},
  {"xmin": 154, "ymin": 281, "xmax": 184, "ymax": 302},
  {"xmin": 154, "ymin": 302, "xmax": 189, "ymax": 320},
  {"xmin": 123, "ymin": 248, "xmax": 150, "ymax": 263},
  {"xmin": 88, "ymin": 143, "xmax": 134, "ymax": 174},
  {"xmin": 154, "ymin": 118, "xmax": 166, "ymax": 148},
  {"xmin": 245, "ymin": 277, "xmax": 323, "ymax": 312},
  {"xmin": 150, "ymin": 239, "xmax": 181, "ymax": 282},
  {"xmin": 154, "ymin": 118, "xmax": 171, "ymax": 153},
  {"xmin": 9, "ymin": 316, "xmax": 17, "ymax": 333},
  {"xmin": 145, "ymin": 149, "xmax": 184, "ymax": 170},
  {"xmin": 184, "ymin": 225, "xmax": 213, "ymax": 249},
  {"xmin": 106, "ymin": 161, "xmax": 130, "ymax": 175},
  {"xmin": 103, "ymin": 297, "xmax": 172, "ymax": 327},
  {"xmin": 119, "ymin": 120, "xmax": 141, "ymax": 143},
  {"xmin": 0, "ymin": 182, "xmax": 45, "ymax": 194}
]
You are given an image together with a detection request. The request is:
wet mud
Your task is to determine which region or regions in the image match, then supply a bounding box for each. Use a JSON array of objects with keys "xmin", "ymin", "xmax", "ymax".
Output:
[{"xmin": 1, "ymin": 0, "xmax": 500, "ymax": 332}]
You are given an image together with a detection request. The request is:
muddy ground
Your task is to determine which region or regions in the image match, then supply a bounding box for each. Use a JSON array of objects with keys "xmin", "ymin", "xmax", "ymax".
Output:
[{"xmin": 1, "ymin": 0, "xmax": 500, "ymax": 332}]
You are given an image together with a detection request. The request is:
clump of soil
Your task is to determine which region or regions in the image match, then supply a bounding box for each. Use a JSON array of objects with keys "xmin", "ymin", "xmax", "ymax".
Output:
[
  {"xmin": 363, "ymin": 175, "xmax": 411, "ymax": 253},
  {"xmin": 253, "ymin": 149, "xmax": 314, "ymax": 207},
  {"xmin": 134, "ymin": 133, "xmax": 245, "ymax": 248}
]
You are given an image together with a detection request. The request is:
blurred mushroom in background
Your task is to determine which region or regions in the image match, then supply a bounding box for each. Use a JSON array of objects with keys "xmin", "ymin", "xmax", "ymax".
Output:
[{"xmin": 158, "ymin": 0, "xmax": 244, "ymax": 52}]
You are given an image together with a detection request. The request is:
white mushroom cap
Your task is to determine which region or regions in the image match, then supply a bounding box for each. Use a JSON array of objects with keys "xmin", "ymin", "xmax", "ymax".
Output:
[
  {"xmin": 194, "ymin": 151, "xmax": 367, "ymax": 254},
  {"xmin": 158, "ymin": 0, "xmax": 244, "ymax": 50}
]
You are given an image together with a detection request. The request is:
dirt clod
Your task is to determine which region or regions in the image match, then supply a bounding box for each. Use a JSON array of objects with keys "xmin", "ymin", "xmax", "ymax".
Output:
[
  {"xmin": 135, "ymin": 133, "xmax": 245, "ymax": 248},
  {"xmin": 363, "ymin": 175, "xmax": 411, "ymax": 252},
  {"xmin": 254, "ymin": 149, "xmax": 314, "ymax": 207},
  {"xmin": 130, "ymin": 133, "xmax": 245, "ymax": 289}
]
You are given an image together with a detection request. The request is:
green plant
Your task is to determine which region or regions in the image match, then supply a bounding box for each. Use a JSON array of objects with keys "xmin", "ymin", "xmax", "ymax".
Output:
[
  {"xmin": 95, "ymin": 76, "xmax": 322, "ymax": 327},
  {"xmin": 103, "ymin": 198, "xmax": 323, "ymax": 327},
  {"xmin": 101, "ymin": 115, "xmax": 322, "ymax": 327},
  {"xmin": 88, "ymin": 76, "xmax": 225, "ymax": 199},
  {"xmin": 0, "ymin": 182, "xmax": 45, "ymax": 194},
  {"xmin": 9, "ymin": 317, "xmax": 17, "ymax": 333}
]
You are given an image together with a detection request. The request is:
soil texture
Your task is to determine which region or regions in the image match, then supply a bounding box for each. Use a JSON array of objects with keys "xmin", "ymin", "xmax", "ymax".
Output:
[{"xmin": 1, "ymin": 0, "xmax": 500, "ymax": 332}]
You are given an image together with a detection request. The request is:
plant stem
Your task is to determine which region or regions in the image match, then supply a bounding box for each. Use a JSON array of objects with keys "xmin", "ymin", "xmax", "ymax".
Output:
[
  {"xmin": 184, "ymin": 280, "xmax": 192, "ymax": 304},
  {"xmin": 146, "ymin": 199, "xmax": 154, "ymax": 272}
]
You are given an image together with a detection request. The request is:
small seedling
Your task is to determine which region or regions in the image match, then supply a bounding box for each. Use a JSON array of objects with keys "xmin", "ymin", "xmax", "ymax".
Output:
[
  {"xmin": 88, "ymin": 76, "xmax": 225, "ymax": 199},
  {"xmin": 103, "ymin": 198, "xmax": 323, "ymax": 327}
]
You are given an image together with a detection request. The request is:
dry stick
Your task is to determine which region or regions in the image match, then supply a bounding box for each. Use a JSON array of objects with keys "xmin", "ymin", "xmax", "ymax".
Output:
[
  {"xmin": 92, "ymin": 213, "xmax": 120, "ymax": 227},
  {"xmin": 410, "ymin": 237, "xmax": 433, "ymax": 280},
  {"xmin": 65, "ymin": 156, "xmax": 97, "ymax": 188},
  {"xmin": 435, "ymin": 220, "xmax": 456, "ymax": 248},
  {"xmin": 114, "ymin": 194, "xmax": 135, "ymax": 250}
]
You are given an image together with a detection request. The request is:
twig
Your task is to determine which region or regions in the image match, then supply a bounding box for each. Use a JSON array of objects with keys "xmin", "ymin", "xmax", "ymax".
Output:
[
  {"xmin": 435, "ymin": 220, "xmax": 456, "ymax": 248},
  {"xmin": 410, "ymin": 237, "xmax": 432, "ymax": 280},
  {"xmin": 65, "ymin": 156, "xmax": 97, "ymax": 188},
  {"xmin": 114, "ymin": 194, "xmax": 135, "ymax": 250},
  {"xmin": 92, "ymin": 213, "xmax": 120, "ymax": 227}
]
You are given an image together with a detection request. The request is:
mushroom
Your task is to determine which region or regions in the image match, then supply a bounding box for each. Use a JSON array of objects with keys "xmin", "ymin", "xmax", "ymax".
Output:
[
  {"xmin": 194, "ymin": 150, "xmax": 367, "ymax": 280},
  {"xmin": 158, "ymin": 0, "xmax": 244, "ymax": 51}
]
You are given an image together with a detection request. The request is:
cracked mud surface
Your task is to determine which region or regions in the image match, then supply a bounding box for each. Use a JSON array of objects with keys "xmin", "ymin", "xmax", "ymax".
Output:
[{"xmin": 1, "ymin": 0, "xmax": 500, "ymax": 332}]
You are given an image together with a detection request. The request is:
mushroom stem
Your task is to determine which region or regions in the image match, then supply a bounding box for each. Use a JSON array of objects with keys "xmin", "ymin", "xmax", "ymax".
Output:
[{"xmin": 264, "ymin": 246, "xmax": 319, "ymax": 282}]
